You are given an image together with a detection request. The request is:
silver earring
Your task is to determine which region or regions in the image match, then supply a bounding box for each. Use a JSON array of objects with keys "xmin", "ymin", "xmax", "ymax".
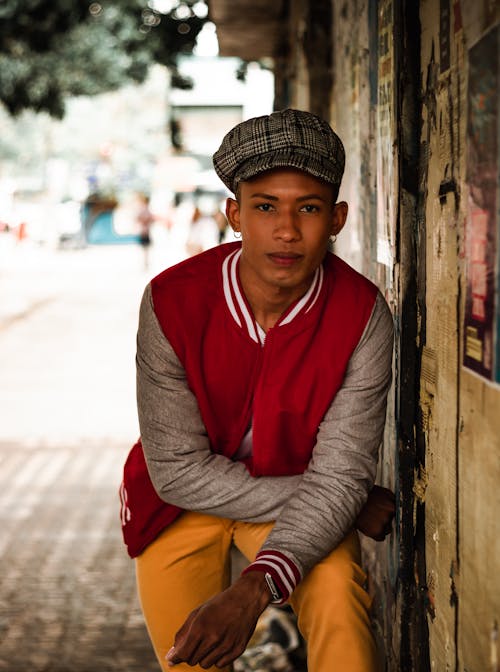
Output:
[
  {"xmin": 234, "ymin": 231, "xmax": 241, "ymax": 239},
  {"xmin": 330, "ymin": 234, "xmax": 337, "ymax": 243}
]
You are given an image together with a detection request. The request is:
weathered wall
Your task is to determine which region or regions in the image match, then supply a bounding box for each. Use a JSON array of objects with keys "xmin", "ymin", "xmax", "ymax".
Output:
[
  {"xmin": 330, "ymin": 0, "xmax": 374, "ymax": 274},
  {"xmin": 285, "ymin": 2, "xmax": 310, "ymax": 112},
  {"xmin": 457, "ymin": 11, "xmax": 500, "ymax": 671},
  {"xmin": 328, "ymin": 2, "xmax": 404, "ymax": 669},
  {"xmin": 420, "ymin": 1, "xmax": 500, "ymax": 670},
  {"xmin": 280, "ymin": 2, "xmax": 334, "ymax": 125},
  {"xmin": 419, "ymin": 1, "xmax": 461, "ymax": 666}
]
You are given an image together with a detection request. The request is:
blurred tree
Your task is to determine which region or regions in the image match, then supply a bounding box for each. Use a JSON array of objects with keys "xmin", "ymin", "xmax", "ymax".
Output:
[{"xmin": 0, "ymin": 0, "xmax": 206, "ymax": 118}]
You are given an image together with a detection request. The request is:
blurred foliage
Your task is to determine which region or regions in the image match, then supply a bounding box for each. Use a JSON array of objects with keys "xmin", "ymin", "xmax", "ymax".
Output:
[{"xmin": 0, "ymin": 0, "xmax": 206, "ymax": 118}]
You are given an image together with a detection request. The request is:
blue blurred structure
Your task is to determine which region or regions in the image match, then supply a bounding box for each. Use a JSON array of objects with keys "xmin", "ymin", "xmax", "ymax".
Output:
[
  {"xmin": 85, "ymin": 210, "xmax": 140, "ymax": 245},
  {"xmin": 81, "ymin": 199, "xmax": 140, "ymax": 246}
]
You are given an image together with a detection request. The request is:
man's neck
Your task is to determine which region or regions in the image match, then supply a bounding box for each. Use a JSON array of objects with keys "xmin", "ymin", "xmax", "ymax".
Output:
[
  {"xmin": 239, "ymin": 270, "xmax": 313, "ymax": 333},
  {"xmin": 252, "ymin": 297, "xmax": 291, "ymax": 333}
]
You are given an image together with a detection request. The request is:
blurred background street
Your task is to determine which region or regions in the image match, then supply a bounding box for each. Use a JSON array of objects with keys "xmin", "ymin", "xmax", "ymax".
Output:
[{"xmin": 0, "ymin": 239, "xmax": 169, "ymax": 671}]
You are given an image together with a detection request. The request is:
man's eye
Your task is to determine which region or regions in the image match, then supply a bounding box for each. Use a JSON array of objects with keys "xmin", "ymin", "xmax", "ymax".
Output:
[
  {"xmin": 300, "ymin": 204, "xmax": 320, "ymax": 213},
  {"xmin": 257, "ymin": 203, "xmax": 274, "ymax": 211}
]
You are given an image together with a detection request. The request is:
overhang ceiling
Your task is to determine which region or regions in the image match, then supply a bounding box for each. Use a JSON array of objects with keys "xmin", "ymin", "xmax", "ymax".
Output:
[{"xmin": 208, "ymin": 0, "xmax": 286, "ymax": 61}]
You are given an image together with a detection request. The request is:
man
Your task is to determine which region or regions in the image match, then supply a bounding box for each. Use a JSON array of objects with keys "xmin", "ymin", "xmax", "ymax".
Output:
[{"xmin": 120, "ymin": 109, "xmax": 394, "ymax": 671}]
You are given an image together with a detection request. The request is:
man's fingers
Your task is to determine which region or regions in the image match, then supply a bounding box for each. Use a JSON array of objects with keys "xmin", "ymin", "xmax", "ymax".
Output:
[
  {"xmin": 197, "ymin": 647, "xmax": 227, "ymax": 669},
  {"xmin": 375, "ymin": 498, "xmax": 396, "ymax": 511},
  {"xmin": 372, "ymin": 499, "xmax": 396, "ymax": 515},
  {"xmin": 168, "ymin": 622, "xmax": 203, "ymax": 666},
  {"xmin": 187, "ymin": 637, "xmax": 220, "ymax": 667},
  {"xmin": 169, "ymin": 614, "xmax": 228, "ymax": 667},
  {"xmin": 169, "ymin": 607, "xmax": 204, "ymax": 661},
  {"xmin": 167, "ymin": 644, "xmax": 194, "ymax": 667},
  {"xmin": 177, "ymin": 634, "xmax": 242, "ymax": 669},
  {"xmin": 166, "ymin": 646, "xmax": 178, "ymax": 667},
  {"xmin": 370, "ymin": 486, "xmax": 396, "ymax": 506},
  {"xmin": 209, "ymin": 642, "xmax": 247, "ymax": 669}
]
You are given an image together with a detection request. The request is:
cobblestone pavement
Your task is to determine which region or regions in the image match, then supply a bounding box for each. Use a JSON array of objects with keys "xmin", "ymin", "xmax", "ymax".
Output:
[
  {"xmin": 0, "ymin": 440, "xmax": 158, "ymax": 672},
  {"xmin": 0, "ymin": 239, "xmax": 175, "ymax": 671}
]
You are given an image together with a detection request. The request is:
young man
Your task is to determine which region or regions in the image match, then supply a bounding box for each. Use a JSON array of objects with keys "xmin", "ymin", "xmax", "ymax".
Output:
[{"xmin": 120, "ymin": 109, "xmax": 394, "ymax": 671}]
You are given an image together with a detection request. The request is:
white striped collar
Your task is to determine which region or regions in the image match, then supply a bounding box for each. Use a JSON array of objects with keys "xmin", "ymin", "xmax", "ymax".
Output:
[{"xmin": 222, "ymin": 248, "xmax": 324, "ymax": 345}]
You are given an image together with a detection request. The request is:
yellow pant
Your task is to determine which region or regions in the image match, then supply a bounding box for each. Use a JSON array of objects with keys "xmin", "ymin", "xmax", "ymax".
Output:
[{"xmin": 135, "ymin": 511, "xmax": 380, "ymax": 672}]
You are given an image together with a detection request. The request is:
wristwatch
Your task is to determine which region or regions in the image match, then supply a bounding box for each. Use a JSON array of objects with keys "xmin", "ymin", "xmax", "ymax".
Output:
[{"xmin": 264, "ymin": 572, "xmax": 282, "ymax": 603}]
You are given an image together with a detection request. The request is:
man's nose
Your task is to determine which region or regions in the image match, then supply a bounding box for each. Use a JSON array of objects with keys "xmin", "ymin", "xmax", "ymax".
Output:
[{"xmin": 273, "ymin": 211, "xmax": 301, "ymax": 240}]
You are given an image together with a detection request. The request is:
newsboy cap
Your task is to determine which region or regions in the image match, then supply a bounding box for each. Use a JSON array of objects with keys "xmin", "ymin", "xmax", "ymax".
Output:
[{"xmin": 213, "ymin": 108, "xmax": 345, "ymax": 194}]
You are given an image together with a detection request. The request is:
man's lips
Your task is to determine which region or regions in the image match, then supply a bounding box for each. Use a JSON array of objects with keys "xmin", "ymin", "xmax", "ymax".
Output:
[{"xmin": 267, "ymin": 252, "xmax": 303, "ymax": 266}]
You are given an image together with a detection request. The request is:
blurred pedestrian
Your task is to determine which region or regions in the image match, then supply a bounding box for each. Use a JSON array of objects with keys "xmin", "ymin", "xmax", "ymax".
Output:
[
  {"xmin": 214, "ymin": 206, "xmax": 230, "ymax": 244},
  {"xmin": 136, "ymin": 192, "xmax": 154, "ymax": 270},
  {"xmin": 16, "ymin": 221, "xmax": 27, "ymax": 243},
  {"xmin": 186, "ymin": 206, "xmax": 220, "ymax": 256}
]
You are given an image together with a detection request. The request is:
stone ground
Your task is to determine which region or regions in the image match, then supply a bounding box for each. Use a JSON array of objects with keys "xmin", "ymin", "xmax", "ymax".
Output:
[
  {"xmin": 0, "ymin": 234, "xmax": 182, "ymax": 671},
  {"xmin": 0, "ymin": 439, "xmax": 158, "ymax": 672}
]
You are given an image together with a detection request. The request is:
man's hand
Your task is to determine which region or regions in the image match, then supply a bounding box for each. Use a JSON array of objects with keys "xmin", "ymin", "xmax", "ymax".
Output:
[
  {"xmin": 166, "ymin": 572, "xmax": 271, "ymax": 669},
  {"xmin": 355, "ymin": 485, "xmax": 396, "ymax": 541}
]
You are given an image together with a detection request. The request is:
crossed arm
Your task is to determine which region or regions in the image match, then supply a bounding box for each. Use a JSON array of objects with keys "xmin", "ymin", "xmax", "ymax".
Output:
[{"xmin": 137, "ymin": 284, "xmax": 394, "ymax": 667}]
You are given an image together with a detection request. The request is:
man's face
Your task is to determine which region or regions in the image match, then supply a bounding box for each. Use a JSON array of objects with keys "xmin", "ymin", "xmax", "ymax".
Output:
[{"xmin": 226, "ymin": 168, "xmax": 347, "ymax": 298}]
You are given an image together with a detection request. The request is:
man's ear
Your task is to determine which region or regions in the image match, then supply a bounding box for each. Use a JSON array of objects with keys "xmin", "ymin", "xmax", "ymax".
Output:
[
  {"xmin": 225, "ymin": 197, "xmax": 241, "ymax": 233},
  {"xmin": 331, "ymin": 201, "xmax": 348, "ymax": 236}
]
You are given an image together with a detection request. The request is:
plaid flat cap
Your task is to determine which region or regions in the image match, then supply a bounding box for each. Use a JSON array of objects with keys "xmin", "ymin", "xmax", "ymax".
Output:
[{"xmin": 213, "ymin": 108, "xmax": 345, "ymax": 194}]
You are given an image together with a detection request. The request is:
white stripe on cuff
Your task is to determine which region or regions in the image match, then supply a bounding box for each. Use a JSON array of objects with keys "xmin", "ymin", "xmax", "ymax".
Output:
[
  {"xmin": 256, "ymin": 553, "xmax": 298, "ymax": 585},
  {"xmin": 252, "ymin": 559, "xmax": 295, "ymax": 595}
]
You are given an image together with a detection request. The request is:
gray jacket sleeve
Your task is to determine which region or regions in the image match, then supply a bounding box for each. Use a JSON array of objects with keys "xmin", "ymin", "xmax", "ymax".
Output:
[
  {"xmin": 259, "ymin": 292, "xmax": 394, "ymax": 576},
  {"xmin": 137, "ymin": 283, "xmax": 302, "ymax": 521}
]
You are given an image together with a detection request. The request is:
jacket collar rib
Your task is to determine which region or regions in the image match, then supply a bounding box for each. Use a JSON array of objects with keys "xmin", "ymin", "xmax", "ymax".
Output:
[{"xmin": 221, "ymin": 247, "xmax": 324, "ymax": 345}]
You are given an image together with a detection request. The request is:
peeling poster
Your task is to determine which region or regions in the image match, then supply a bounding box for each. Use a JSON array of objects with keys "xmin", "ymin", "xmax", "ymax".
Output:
[{"xmin": 464, "ymin": 25, "xmax": 500, "ymax": 383}]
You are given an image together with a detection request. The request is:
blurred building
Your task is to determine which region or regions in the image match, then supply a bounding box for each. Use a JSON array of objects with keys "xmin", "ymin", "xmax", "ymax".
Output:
[{"xmin": 160, "ymin": 55, "xmax": 273, "ymax": 197}]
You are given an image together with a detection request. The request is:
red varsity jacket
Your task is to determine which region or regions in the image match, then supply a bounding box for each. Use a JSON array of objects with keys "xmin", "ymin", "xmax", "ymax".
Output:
[{"xmin": 120, "ymin": 243, "xmax": 377, "ymax": 568}]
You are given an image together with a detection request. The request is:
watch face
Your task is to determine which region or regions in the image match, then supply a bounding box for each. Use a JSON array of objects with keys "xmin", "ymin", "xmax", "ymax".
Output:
[{"xmin": 264, "ymin": 573, "xmax": 281, "ymax": 602}]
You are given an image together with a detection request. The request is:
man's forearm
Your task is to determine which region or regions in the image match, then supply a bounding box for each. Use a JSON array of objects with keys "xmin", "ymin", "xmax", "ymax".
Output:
[{"xmin": 141, "ymin": 425, "xmax": 301, "ymax": 522}]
